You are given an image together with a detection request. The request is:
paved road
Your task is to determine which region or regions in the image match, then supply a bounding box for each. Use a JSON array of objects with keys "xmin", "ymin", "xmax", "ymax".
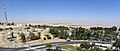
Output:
[{"xmin": 0, "ymin": 41, "xmax": 113, "ymax": 51}]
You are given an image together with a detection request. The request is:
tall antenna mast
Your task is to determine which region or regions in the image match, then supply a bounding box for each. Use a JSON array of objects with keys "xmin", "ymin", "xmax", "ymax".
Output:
[{"xmin": 4, "ymin": 0, "xmax": 8, "ymax": 26}]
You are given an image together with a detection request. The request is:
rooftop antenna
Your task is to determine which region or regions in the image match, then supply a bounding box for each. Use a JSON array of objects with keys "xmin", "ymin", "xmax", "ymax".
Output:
[{"xmin": 4, "ymin": 0, "xmax": 8, "ymax": 26}]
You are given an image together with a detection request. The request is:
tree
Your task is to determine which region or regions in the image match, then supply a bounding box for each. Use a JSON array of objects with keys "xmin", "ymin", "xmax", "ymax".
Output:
[
  {"xmin": 76, "ymin": 47, "xmax": 81, "ymax": 51},
  {"xmin": 29, "ymin": 24, "xmax": 32, "ymax": 27},
  {"xmin": 20, "ymin": 33, "xmax": 26, "ymax": 43},
  {"xmin": 46, "ymin": 43, "xmax": 53, "ymax": 50},
  {"xmin": 70, "ymin": 27, "xmax": 87, "ymax": 40},
  {"xmin": 45, "ymin": 35, "xmax": 51, "ymax": 39},
  {"xmin": 0, "ymin": 22, "xmax": 4, "ymax": 25},
  {"xmin": 80, "ymin": 41, "xmax": 90, "ymax": 49},
  {"xmin": 76, "ymin": 47, "xmax": 88, "ymax": 51},
  {"xmin": 111, "ymin": 26, "xmax": 117, "ymax": 31},
  {"xmin": 26, "ymin": 27, "xmax": 30, "ymax": 29},
  {"xmin": 37, "ymin": 32, "xmax": 41, "ymax": 39},
  {"xmin": 105, "ymin": 48, "xmax": 111, "ymax": 51},
  {"xmin": 104, "ymin": 28, "xmax": 113, "ymax": 34},
  {"xmin": 49, "ymin": 28, "xmax": 59, "ymax": 37},
  {"xmin": 90, "ymin": 42, "xmax": 95, "ymax": 48},
  {"xmin": 29, "ymin": 33, "xmax": 39, "ymax": 40},
  {"xmin": 59, "ymin": 30, "xmax": 68, "ymax": 39},
  {"xmin": 0, "ymin": 28, "xmax": 3, "ymax": 31},
  {"xmin": 11, "ymin": 22, "xmax": 15, "ymax": 25},
  {"xmin": 90, "ymin": 27, "xmax": 98, "ymax": 30},
  {"xmin": 85, "ymin": 30, "xmax": 92, "ymax": 40},
  {"xmin": 95, "ymin": 47, "xmax": 103, "ymax": 51},
  {"xmin": 113, "ymin": 40, "xmax": 120, "ymax": 49}
]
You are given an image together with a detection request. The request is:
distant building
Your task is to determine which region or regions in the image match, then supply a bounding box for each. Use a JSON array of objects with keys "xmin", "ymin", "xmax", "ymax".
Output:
[{"xmin": 16, "ymin": 24, "xmax": 26, "ymax": 26}]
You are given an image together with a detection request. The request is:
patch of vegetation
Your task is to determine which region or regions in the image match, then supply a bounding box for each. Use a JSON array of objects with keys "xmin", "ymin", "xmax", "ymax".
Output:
[{"xmin": 61, "ymin": 45, "xmax": 76, "ymax": 51}]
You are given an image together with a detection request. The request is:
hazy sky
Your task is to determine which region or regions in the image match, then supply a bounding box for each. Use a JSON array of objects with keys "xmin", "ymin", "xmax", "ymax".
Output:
[{"xmin": 0, "ymin": 0, "xmax": 120, "ymax": 25}]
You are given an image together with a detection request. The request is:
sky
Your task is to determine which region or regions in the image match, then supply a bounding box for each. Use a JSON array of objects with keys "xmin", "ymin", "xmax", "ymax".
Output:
[{"xmin": 0, "ymin": 0, "xmax": 120, "ymax": 26}]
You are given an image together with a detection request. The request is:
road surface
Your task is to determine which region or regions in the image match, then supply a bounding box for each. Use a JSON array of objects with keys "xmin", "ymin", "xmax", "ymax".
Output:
[{"xmin": 0, "ymin": 40, "xmax": 113, "ymax": 51}]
